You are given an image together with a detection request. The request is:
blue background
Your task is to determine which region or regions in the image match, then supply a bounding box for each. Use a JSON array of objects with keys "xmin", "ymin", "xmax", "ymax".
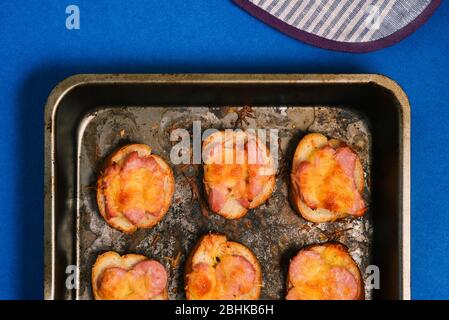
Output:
[{"xmin": 0, "ymin": 0, "xmax": 448, "ymax": 299}]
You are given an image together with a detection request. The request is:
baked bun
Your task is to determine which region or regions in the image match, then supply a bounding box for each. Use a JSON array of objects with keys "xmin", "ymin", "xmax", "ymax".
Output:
[
  {"xmin": 92, "ymin": 251, "xmax": 168, "ymax": 300},
  {"xmin": 185, "ymin": 233, "xmax": 262, "ymax": 300},
  {"xmin": 290, "ymin": 133, "xmax": 366, "ymax": 223},
  {"xmin": 286, "ymin": 243, "xmax": 364, "ymax": 300},
  {"xmin": 203, "ymin": 130, "xmax": 276, "ymax": 219},
  {"xmin": 97, "ymin": 144, "xmax": 175, "ymax": 233}
]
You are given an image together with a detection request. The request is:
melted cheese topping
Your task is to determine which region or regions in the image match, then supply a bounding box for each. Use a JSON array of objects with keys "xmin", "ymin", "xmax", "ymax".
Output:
[
  {"xmin": 296, "ymin": 147, "xmax": 359, "ymax": 214},
  {"xmin": 205, "ymin": 146, "xmax": 247, "ymax": 186},
  {"xmin": 186, "ymin": 254, "xmax": 256, "ymax": 300},
  {"xmin": 186, "ymin": 235, "xmax": 261, "ymax": 300},
  {"xmin": 103, "ymin": 156, "xmax": 165, "ymax": 223},
  {"xmin": 98, "ymin": 261, "xmax": 167, "ymax": 300},
  {"xmin": 204, "ymin": 137, "xmax": 274, "ymax": 209},
  {"xmin": 186, "ymin": 263, "xmax": 217, "ymax": 299},
  {"xmin": 108, "ymin": 168, "xmax": 163, "ymax": 213},
  {"xmin": 215, "ymin": 255, "xmax": 256, "ymax": 297},
  {"xmin": 287, "ymin": 245, "xmax": 360, "ymax": 300},
  {"xmin": 99, "ymin": 271, "xmax": 152, "ymax": 300}
]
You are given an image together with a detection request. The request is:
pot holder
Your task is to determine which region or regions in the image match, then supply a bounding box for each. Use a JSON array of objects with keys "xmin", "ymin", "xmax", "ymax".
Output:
[{"xmin": 233, "ymin": 0, "xmax": 441, "ymax": 52}]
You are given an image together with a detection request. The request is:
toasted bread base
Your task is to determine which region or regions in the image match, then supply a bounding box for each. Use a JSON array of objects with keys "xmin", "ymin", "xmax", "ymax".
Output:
[
  {"xmin": 184, "ymin": 233, "xmax": 262, "ymax": 300},
  {"xmin": 290, "ymin": 133, "xmax": 365, "ymax": 223},
  {"xmin": 203, "ymin": 131, "xmax": 276, "ymax": 219},
  {"xmin": 97, "ymin": 144, "xmax": 175, "ymax": 233},
  {"xmin": 286, "ymin": 243, "xmax": 365, "ymax": 300},
  {"xmin": 91, "ymin": 251, "xmax": 168, "ymax": 300}
]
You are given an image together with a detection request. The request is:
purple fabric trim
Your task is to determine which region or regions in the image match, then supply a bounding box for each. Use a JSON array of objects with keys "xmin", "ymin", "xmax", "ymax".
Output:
[{"xmin": 233, "ymin": 0, "xmax": 442, "ymax": 53}]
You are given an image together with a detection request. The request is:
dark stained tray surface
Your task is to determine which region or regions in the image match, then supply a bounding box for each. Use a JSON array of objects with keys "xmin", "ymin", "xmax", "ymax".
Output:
[
  {"xmin": 78, "ymin": 106, "xmax": 371, "ymax": 300},
  {"xmin": 44, "ymin": 74, "xmax": 410, "ymax": 300}
]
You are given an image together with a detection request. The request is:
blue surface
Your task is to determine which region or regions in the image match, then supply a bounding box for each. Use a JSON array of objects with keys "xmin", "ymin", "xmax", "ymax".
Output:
[{"xmin": 0, "ymin": 0, "xmax": 448, "ymax": 300}]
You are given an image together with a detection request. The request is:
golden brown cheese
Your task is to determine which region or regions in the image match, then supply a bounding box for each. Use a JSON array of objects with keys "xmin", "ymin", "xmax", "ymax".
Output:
[
  {"xmin": 203, "ymin": 132, "xmax": 276, "ymax": 218},
  {"xmin": 286, "ymin": 243, "xmax": 364, "ymax": 300},
  {"xmin": 294, "ymin": 146, "xmax": 365, "ymax": 216},
  {"xmin": 187, "ymin": 263, "xmax": 217, "ymax": 298},
  {"xmin": 92, "ymin": 252, "xmax": 168, "ymax": 300},
  {"xmin": 98, "ymin": 146, "xmax": 175, "ymax": 232},
  {"xmin": 104, "ymin": 165, "xmax": 164, "ymax": 218},
  {"xmin": 185, "ymin": 234, "xmax": 262, "ymax": 300}
]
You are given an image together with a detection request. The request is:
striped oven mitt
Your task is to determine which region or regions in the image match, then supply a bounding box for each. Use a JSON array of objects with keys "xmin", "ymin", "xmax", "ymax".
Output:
[{"xmin": 233, "ymin": 0, "xmax": 441, "ymax": 52}]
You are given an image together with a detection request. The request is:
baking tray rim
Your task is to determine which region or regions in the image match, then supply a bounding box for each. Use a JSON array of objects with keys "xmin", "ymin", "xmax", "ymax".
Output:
[{"xmin": 43, "ymin": 73, "xmax": 411, "ymax": 300}]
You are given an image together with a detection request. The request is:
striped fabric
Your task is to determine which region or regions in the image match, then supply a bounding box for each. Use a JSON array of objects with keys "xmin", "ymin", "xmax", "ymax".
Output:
[{"xmin": 245, "ymin": 0, "xmax": 434, "ymax": 43}]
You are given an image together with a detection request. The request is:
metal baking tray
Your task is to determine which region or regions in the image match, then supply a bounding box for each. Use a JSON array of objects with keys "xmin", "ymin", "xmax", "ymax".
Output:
[{"xmin": 44, "ymin": 74, "xmax": 410, "ymax": 300}]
